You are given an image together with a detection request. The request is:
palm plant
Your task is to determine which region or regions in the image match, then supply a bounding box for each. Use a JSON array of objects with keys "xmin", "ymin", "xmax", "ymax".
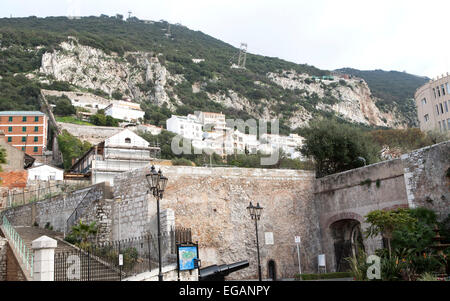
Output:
[{"xmin": 69, "ymin": 220, "xmax": 98, "ymax": 249}]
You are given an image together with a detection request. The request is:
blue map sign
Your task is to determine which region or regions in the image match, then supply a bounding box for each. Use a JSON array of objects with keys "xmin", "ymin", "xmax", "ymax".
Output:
[{"xmin": 178, "ymin": 245, "xmax": 198, "ymax": 271}]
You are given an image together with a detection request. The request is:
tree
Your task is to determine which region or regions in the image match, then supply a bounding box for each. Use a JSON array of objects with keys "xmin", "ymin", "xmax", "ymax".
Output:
[
  {"xmin": 53, "ymin": 98, "xmax": 76, "ymax": 116},
  {"xmin": 365, "ymin": 208, "xmax": 417, "ymax": 258},
  {"xmin": 299, "ymin": 118, "xmax": 381, "ymax": 177},
  {"xmin": 57, "ymin": 130, "xmax": 92, "ymax": 170}
]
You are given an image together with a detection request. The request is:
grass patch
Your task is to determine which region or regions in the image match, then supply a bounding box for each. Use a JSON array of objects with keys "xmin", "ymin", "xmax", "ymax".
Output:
[
  {"xmin": 294, "ymin": 272, "xmax": 352, "ymax": 280},
  {"xmin": 55, "ymin": 116, "xmax": 94, "ymax": 126}
]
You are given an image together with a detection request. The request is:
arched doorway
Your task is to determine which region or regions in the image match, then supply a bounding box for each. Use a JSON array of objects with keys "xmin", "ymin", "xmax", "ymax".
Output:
[
  {"xmin": 330, "ymin": 219, "xmax": 365, "ymax": 272},
  {"xmin": 267, "ymin": 260, "xmax": 276, "ymax": 281}
]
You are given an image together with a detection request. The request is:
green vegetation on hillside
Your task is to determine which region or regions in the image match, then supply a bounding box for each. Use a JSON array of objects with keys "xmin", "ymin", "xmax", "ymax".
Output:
[{"xmin": 57, "ymin": 130, "xmax": 92, "ymax": 170}]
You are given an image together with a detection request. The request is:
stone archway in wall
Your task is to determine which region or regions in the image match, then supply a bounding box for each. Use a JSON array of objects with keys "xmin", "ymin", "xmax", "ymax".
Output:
[{"xmin": 329, "ymin": 219, "xmax": 365, "ymax": 272}]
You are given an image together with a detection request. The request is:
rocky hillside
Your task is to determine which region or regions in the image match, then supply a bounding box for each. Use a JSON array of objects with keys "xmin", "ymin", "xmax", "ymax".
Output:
[
  {"xmin": 336, "ymin": 68, "xmax": 429, "ymax": 126},
  {"xmin": 0, "ymin": 16, "xmax": 426, "ymax": 133}
]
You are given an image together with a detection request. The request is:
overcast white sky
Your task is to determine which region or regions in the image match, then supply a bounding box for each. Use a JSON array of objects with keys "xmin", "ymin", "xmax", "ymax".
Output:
[{"xmin": 1, "ymin": 0, "xmax": 449, "ymax": 78}]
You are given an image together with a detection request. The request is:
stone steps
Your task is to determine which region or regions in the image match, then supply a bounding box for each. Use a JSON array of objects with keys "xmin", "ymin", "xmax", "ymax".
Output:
[{"xmin": 14, "ymin": 226, "xmax": 121, "ymax": 281}]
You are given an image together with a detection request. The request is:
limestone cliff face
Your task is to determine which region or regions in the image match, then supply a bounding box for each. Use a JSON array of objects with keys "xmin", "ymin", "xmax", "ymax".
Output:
[
  {"xmin": 37, "ymin": 39, "xmax": 181, "ymax": 109},
  {"xmin": 267, "ymin": 70, "xmax": 405, "ymax": 128}
]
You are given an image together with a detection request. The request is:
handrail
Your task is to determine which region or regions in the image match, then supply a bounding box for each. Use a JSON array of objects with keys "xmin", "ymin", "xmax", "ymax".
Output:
[
  {"xmin": 1, "ymin": 216, "xmax": 34, "ymax": 278},
  {"xmin": 66, "ymin": 186, "xmax": 100, "ymax": 234}
]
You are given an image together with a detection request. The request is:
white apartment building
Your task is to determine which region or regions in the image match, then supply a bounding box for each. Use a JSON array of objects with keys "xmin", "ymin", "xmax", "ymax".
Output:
[
  {"xmin": 259, "ymin": 133, "xmax": 304, "ymax": 159},
  {"xmin": 415, "ymin": 73, "xmax": 450, "ymax": 133},
  {"xmin": 202, "ymin": 129, "xmax": 259, "ymax": 156},
  {"xmin": 167, "ymin": 111, "xmax": 305, "ymax": 159},
  {"xmin": 104, "ymin": 101, "xmax": 145, "ymax": 123},
  {"xmin": 195, "ymin": 111, "xmax": 227, "ymax": 131},
  {"xmin": 166, "ymin": 114, "xmax": 204, "ymax": 141}
]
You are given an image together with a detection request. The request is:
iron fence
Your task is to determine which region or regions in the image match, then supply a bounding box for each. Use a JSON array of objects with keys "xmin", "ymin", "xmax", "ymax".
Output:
[{"xmin": 54, "ymin": 228, "xmax": 192, "ymax": 281}]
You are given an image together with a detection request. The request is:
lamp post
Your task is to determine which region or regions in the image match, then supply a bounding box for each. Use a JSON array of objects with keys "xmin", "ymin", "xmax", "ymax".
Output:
[
  {"xmin": 247, "ymin": 201, "xmax": 263, "ymax": 281},
  {"xmin": 145, "ymin": 165, "xmax": 168, "ymax": 281}
]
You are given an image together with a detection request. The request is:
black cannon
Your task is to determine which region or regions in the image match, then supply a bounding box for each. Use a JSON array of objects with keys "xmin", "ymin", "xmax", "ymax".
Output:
[{"xmin": 199, "ymin": 260, "xmax": 249, "ymax": 281}]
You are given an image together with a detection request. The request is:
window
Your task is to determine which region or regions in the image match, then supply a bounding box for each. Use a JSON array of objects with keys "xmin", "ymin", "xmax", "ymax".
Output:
[
  {"xmin": 424, "ymin": 114, "xmax": 429, "ymax": 122},
  {"xmin": 433, "ymin": 88, "xmax": 436, "ymax": 98},
  {"xmin": 438, "ymin": 121, "xmax": 442, "ymax": 132},
  {"xmin": 22, "ymin": 136, "xmax": 26, "ymax": 142},
  {"xmin": 437, "ymin": 87, "xmax": 441, "ymax": 97},
  {"xmin": 421, "ymin": 98, "xmax": 427, "ymax": 105},
  {"xmin": 448, "ymin": 119, "xmax": 450, "ymax": 129},
  {"xmin": 34, "ymin": 136, "xmax": 38, "ymax": 142},
  {"xmin": 445, "ymin": 101, "xmax": 449, "ymax": 113},
  {"xmin": 8, "ymin": 127, "xmax": 12, "ymax": 132},
  {"xmin": 436, "ymin": 105, "xmax": 440, "ymax": 115},
  {"xmin": 22, "ymin": 116, "xmax": 27, "ymax": 122},
  {"xmin": 440, "ymin": 103, "xmax": 444, "ymax": 114},
  {"xmin": 7, "ymin": 137, "xmax": 12, "ymax": 142},
  {"xmin": 442, "ymin": 85, "xmax": 446, "ymax": 96},
  {"xmin": 125, "ymin": 138, "xmax": 131, "ymax": 143},
  {"xmin": 35, "ymin": 116, "xmax": 39, "ymax": 122},
  {"xmin": 447, "ymin": 83, "xmax": 450, "ymax": 94},
  {"xmin": 22, "ymin": 127, "xmax": 26, "ymax": 132},
  {"xmin": 8, "ymin": 116, "xmax": 13, "ymax": 122},
  {"xmin": 444, "ymin": 121, "xmax": 447, "ymax": 131},
  {"xmin": 34, "ymin": 126, "xmax": 38, "ymax": 132},
  {"xmin": 33, "ymin": 146, "xmax": 38, "ymax": 153}
]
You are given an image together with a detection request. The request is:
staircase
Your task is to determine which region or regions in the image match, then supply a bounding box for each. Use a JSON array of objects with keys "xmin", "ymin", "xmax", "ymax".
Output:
[{"xmin": 13, "ymin": 226, "xmax": 121, "ymax": 281}]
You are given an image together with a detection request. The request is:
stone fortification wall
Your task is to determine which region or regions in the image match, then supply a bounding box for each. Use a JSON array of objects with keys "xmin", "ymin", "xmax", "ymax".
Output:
[
  {"xmin": 113, "ymin": 165, "xmax": 319, "ymax": 280},
  {"xmin": 402, "ymin": 140, "xmax": 450, "ymax": 221},
  {"xmin": 314, "ymin": 158, "xmax": 409, "ymax": 272}
]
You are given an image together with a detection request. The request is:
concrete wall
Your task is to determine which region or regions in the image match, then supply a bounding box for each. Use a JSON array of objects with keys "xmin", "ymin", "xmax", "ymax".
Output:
[
  {"xmin": 113, "ymin": 165, "xmax": 320, "ymax": 280},
  {"xmin": 402, "ymin": 140, "xmax": 450, "ymax": 221}
]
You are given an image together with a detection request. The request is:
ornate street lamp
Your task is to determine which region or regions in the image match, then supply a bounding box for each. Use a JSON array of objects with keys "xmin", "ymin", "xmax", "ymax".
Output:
[
  {"xmin": 247, "ymin": 201, "xmax": 263, "ymax": 281},
  {"xmin": 146, "ymin": 165, "xmax": 168, "ymax": 281}
]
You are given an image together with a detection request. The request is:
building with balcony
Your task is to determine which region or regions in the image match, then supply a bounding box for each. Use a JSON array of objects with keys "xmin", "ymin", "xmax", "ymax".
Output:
[
  {"xmin": 166, "ymin": 114, "xmax": 204, "ymax": 142},
  {"xmin": 0, "ymin": 111, "xmax": 48, "ymax": 156},
  {"xmin": 68, "ymin": 129, "xmax": 160, "ymax": 185},
  {"xmin": 415, "ymin": 73, "xmax": 450, "ymax": 133}
]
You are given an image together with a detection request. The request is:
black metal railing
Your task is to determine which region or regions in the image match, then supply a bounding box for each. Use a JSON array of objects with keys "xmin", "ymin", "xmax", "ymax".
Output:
[{"xmin": 54, "ymin": 228, "xmax": 192, "ymax": 281}]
